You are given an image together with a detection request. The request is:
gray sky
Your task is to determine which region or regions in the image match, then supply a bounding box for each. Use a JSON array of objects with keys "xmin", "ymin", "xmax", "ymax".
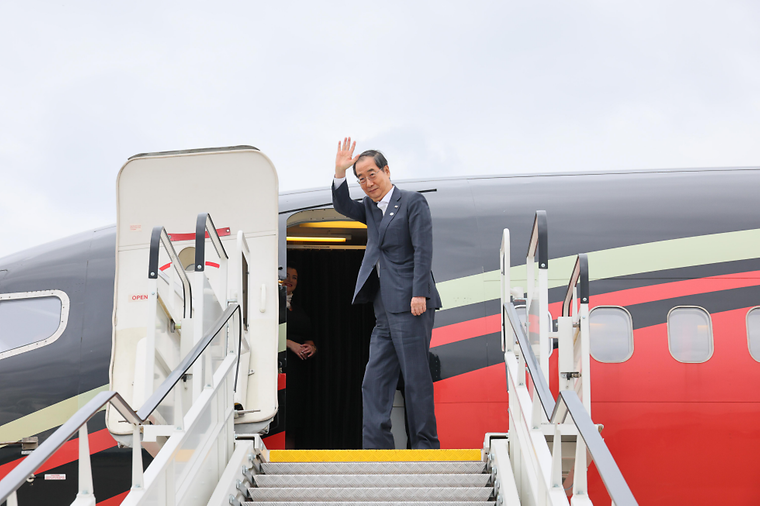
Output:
[{"xmin": 1, "ymin": 1, "xmax": 759, "ymax": 258}]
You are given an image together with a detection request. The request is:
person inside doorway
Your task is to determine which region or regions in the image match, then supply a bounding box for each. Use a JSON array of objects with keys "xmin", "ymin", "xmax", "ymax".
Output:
[{"xmin": 283, "ymin": 265, "xmax": 317, "ymax": 448}]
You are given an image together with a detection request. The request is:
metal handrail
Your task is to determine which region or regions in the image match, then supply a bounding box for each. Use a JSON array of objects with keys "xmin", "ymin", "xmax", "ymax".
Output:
[
  {"xmin": 137, "ymin": 303, "xmax": 240, "ymax": 420},
  {"xmin": 0, "ymin": 392, "xmax": 139, "ymax": 505},
  {"xmin": 561, "ymin": 253, "xmax": 589, "ymax": 317},
  {"xmin": 504, "ymin": 298, "xmax": 637, "ymax": 505},
  {"xmin": 527, "ymin": 210, "xmax": 548, "ymax": 269},
  {"xmin": 194, "ymin": 213, "xmax": 229, "ymax": 273},
  {"xmin": 0, "ymin": 304, "xmax": 241, "ymax": 505},
  {"xmin": 149, "ymin": 226, "xmax": 193, "ymax": 318}
]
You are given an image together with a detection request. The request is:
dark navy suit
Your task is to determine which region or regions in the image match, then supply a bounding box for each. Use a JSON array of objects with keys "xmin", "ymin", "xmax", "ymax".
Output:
[{"xmin": 332, "ymin": 180, "xmax": 441, "ymax": 449}]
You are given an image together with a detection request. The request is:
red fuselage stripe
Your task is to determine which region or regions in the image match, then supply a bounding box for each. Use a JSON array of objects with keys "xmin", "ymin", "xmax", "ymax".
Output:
[
  {"xmin": 550, "ymin": 270, "xmax": 760, "ymax": 316},
  {"xmin": 431, "ymin": 314, "xmax": 500, "ymax": 348},
  {"xmin": 589, "ymin": 270, "xmax": 760, "ymax": 308},
  {"xmin": 431, "ymin": 270, "xmax": 760, "ymax": 350},
  {"xmin": 97, "ymin": 491, "xmax": 129, "ymax": 505},
  {"xmin": 0, "ymin": 428, "xmax": 117, "ymax": 480}
]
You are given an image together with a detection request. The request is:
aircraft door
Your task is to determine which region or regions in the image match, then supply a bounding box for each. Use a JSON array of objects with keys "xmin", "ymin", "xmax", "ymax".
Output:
[{"xmin": 109, "ymin": 146, "xmax": 280, "ymax": 439}]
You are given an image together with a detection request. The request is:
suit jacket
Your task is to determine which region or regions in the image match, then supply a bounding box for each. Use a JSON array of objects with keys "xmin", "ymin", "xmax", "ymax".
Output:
[{"xmin": 332, "ymin": 181, "xmax": 442, "ymax": 314}]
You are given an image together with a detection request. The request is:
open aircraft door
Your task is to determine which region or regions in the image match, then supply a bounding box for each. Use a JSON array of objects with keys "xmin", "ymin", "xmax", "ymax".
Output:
[{"xmin": 107, "ymin": 146, "xmax": 280, "ymax": 443}]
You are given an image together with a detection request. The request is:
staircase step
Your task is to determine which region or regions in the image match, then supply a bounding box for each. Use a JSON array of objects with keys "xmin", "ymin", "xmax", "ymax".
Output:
[
  {"xmin": 254, "ymin": 473, "xmax": 491, "ymax": 488},
  {"xmin": 243, "ymin": 502, "xmax": 495, "ymax": 506},
  {"xmin": 261, "ymin": 461, "xmax": 487, "ymax": 475},
  {"xmin": 247, "ymin": 487, "xmax": 494, "ymax": 502}
]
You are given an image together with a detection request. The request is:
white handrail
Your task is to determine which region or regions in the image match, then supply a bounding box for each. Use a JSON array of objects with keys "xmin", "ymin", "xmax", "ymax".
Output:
[{"xmin": 145, "ymin": 226, "xmax": 195, "ymax": 407}]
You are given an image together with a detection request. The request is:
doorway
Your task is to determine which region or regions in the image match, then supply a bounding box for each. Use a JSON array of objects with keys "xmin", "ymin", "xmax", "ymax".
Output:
[{"xmin": 284, "ymin": 213, "xmax": 375, "ymax": 449}]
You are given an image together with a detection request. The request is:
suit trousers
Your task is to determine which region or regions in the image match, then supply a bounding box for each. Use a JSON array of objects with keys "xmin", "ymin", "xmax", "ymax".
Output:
[{"xmin": 362, "ymin": 286, "xmax": 440, "ymax": 449}]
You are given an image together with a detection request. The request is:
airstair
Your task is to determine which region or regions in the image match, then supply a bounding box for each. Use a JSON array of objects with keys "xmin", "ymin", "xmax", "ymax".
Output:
[
  {"xmin": 240, "ymin": 449, "xmax": 492, "ymax": 505},
  {"xmin": 0, "ymin": 145, "xmax": 636, "ymax": 506}
]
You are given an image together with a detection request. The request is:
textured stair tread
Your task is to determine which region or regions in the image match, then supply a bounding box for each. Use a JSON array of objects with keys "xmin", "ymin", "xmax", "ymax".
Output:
[
  {"xmin": 248, "ymin": 487, "xmax": 494, "ymax": 501},
  {"xmin": 269, "ymin": 449, "xmax": 482, "ymax": 463},
  {"xmin": 243, "ymin": 502, "xmax": 496, "ymax": 506},
  {"xmin": 261, "ymin": 461, "xmax": 487, "ymax": 475},
  {"xmin": 243, "ymin": 502, "xmax": 495, "ymax": 506},
  {"xmin": 254, "ymin": 473, "xmax": 491, "ymax": 488}
]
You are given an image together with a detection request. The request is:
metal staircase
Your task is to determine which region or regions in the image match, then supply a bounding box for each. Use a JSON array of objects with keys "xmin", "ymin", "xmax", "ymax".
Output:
[{"xmin": 242, "ymin": 450, "xmax": 493, "ymax": 505}]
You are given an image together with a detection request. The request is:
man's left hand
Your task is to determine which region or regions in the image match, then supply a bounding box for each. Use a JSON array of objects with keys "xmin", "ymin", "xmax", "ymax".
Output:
[{"xmin": 411, "ymin": 296, "xmax": 427, "ymax": 316}]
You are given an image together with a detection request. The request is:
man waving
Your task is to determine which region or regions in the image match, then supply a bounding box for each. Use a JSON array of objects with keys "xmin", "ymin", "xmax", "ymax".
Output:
[{"xmin": 332, "ymin": 137, "xmax": 441, "ymax": 449}]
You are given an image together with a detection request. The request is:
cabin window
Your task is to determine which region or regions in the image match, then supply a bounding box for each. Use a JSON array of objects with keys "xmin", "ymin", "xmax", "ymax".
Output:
[
  {"xmin": 746, "ymin": 307, "xmax": 760, "ymax": 362},
  {"xmin": 667, "ymin": 306, "xmax": 713, "ymax": 363},
  {"xmin": 0, "ymin": 290, "xmax": 70, "ymax": 360},
  {"xmin": 514, "ymin": 304, "xmax": 554, "ymax": 357},
  {"xmin": 589, "ymin": 306, "xmax": 634, "ymax": 363}
]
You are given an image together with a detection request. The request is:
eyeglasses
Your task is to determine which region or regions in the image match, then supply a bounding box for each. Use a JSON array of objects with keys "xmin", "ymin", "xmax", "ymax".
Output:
[{"xmin": 357, "ymin": 170, "xmax": 381, "ymax": 186}]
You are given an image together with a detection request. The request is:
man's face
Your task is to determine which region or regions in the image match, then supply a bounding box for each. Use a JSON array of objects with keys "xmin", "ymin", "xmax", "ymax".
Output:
[{"xmin": 355, "ymin": 157, "xmax": 392, "ymax": 202}]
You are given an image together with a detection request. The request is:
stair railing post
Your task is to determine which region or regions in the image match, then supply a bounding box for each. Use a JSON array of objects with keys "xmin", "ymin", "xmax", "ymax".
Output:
[
  {"xmin": 192, "ymin": 269, "xmax": 206, "ymax": 401},
  {"xmin": 131, "ymin": 424, "xmax": 144, "ymax": 491},
  {"xmin": 538, "ymin": 261, "xmax": 550, "ymax": 382},
  {"xmin": 501, "ymin": 229, "xmax": 514, "ymax": 353},
  {"xmin": 572, "ymin": 435, "xmax": 588, "ymax": 501},
  {"xmin": 557, "ymin": 316, "xmax": 574, "ymax": 393},
  {"xmin": 145, "ymin": 275, "xmax": 158, "ymax": 408},
  {"xmin": 173, "ymin": 381, "xmax": 184, "ymax": 431},
  {"xmin": 526, "ymin": 211, "xmax": 550, "ymax": 391},
  {"xmin": 579, "ymin": 301, "xmax": 591, "ymax": 415},
  {"xmin": 76, "ymin": 425, "xmax": 96, "ymax": 505}
]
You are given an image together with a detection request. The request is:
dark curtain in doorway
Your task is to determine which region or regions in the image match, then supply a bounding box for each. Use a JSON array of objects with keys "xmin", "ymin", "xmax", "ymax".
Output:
[{"xmin": 285, "ymin": 249, "xmax": 375, "ymax": 449}]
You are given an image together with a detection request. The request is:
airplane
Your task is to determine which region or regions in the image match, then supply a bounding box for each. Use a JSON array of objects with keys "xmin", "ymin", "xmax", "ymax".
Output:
[{"xmin": 1, "ymin": 146, "xmax": 759, "ymax": 505}]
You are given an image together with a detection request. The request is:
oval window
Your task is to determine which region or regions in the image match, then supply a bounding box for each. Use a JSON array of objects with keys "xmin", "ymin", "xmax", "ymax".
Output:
[
  {"xmin": 589, "ymin": 306, "xmax": 634, "ymax": 363},
  {"xmin": 0, "ymin": 290, "xmax": 69, "ymax": 360},
  {"xmin": 667, "ymin": 306, "xmax": 713, "ymax": 363},
  {"xmin": 746, "ymin": 307, "xmax": 760, "ymax": 362}
]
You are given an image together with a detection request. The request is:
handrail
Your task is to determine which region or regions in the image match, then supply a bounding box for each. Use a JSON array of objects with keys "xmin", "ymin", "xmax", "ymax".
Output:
[
  {"xmin": 0, "ymin": 304, "xmax": 241, "ymax": 505},
  {"xmin": 551, "ymin": 391, "xmax": 637, "ymax": 506},
  {"xmin": 504, "ymin": 300, "xmax": 555, "ymax": 419},
  {"xmin": 149, "ymin": 226, "xmax": 193, "ymax": 318},
  {"xmin": 527, "ymin": 210, "xmax": 548, "ymax": 269},
  {"xmin": 137, "ymin": 303, "xmax": 240, "ymax": 420},
  {"xmin": 0, "ymin": 392, "xmax": 140, "ymax": 505},
  {"xmin": 504, "ymin": 298, "xmax": 637, "ymax": 505},
  {"xmin": 561, "ymin": 253, "xmax": 589, "ymax": 317},
  {"xmin": 194, "ymin": 212, "xmax": 229, "ymax": 272}
]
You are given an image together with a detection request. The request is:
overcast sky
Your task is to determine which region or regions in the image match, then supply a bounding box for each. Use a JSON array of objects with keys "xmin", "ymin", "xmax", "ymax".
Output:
[{"xmin": 1, "ymin": 1, "xmax": 759, "ymax": 259}]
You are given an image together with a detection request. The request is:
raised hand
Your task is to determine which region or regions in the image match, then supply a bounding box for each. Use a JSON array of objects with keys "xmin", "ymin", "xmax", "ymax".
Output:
[{"xmin": 335, "ymin": 137, "xmax": 360, "ymax": 178}]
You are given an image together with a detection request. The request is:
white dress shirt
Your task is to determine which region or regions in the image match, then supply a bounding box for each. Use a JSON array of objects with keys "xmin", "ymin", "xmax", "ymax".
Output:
[
  {"xmin": 333, "ymin": 177, "xmax": 395, "ymax": 276},
  {"xmin": 333, "ymin": 177, "xmax": 395, "ymax": 215}
]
